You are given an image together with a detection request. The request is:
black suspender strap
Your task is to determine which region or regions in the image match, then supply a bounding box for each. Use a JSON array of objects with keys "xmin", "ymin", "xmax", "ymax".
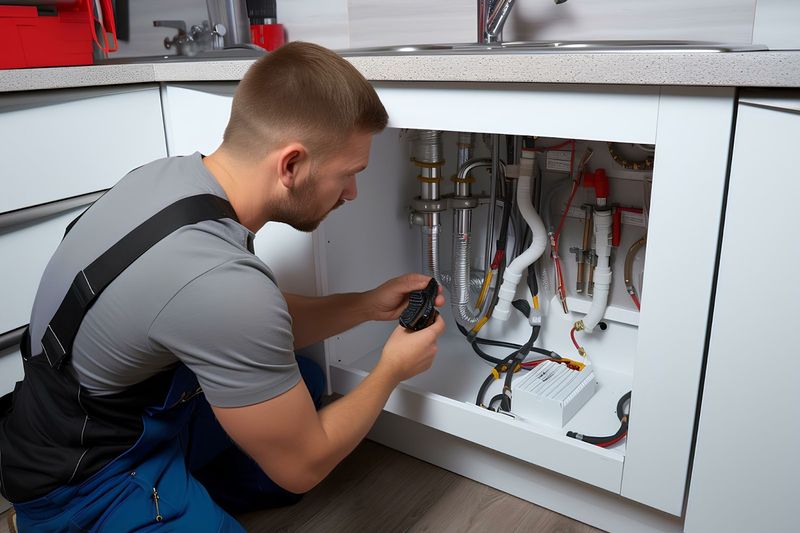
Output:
[{"xmin": 41, "ymin": 194, "xmax": 239, "ymax": 369}]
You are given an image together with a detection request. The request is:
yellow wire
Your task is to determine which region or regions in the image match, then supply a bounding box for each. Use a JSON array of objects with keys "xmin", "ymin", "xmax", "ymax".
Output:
[
  {"xmin": 559, "ymin": 358, "xmax": 586, "ymax": 371},
  {"xmin": 532, "ymin": 295, "xmax": 540, "ymax": 310},
  {"xmin": 471, "ymin": 316, "xmax": 490, "ymax": 335},
  {"xmin": 475, "ymin": 270, "xmax": 494, "ymax": 310}
]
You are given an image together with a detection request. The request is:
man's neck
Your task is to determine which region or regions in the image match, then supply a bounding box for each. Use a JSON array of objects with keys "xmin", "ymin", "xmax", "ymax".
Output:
[{"xmin": 203, "ymin": 151, "xmax": 269, "ymax": 233}]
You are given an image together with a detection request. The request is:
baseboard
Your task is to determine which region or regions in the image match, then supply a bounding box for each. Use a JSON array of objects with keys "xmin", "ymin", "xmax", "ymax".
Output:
[{"xmin": 368, "ymin": 410, "xmax": 684, "ymax": 533}]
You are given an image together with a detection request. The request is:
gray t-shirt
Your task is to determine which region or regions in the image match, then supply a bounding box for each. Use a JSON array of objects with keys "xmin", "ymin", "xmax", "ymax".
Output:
[{"xmin": 28, "ymin": 153, "xmax": 300, "ymax": 408}]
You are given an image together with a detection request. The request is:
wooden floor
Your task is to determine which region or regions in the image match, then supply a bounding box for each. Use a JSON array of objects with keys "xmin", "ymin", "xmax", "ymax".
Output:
[
  {"xmin": 0, "ymin": 440, "xmax": 602, "ymax": 533},
  {"xmin": 237, "ymin": 440, "xmax": 601, "ymax": 533}
]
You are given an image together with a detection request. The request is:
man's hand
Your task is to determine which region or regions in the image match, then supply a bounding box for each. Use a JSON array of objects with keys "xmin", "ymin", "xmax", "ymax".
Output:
[
  {"xmin": 377, "ymin": 316, "xmax": 446, "ymax": 383},
  {"xmin": 366, "ymin": 273, "xmax": 445, "ymax": 322}
]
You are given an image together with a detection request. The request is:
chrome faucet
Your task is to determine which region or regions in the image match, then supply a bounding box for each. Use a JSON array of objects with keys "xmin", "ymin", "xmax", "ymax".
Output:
[
  {"xmin": 478, "ymin": 0, "xmax": 568, "ymax": 44},
  {"xmin": 153, "ymin": 20, "xmax": 226, "ymax": 56}
]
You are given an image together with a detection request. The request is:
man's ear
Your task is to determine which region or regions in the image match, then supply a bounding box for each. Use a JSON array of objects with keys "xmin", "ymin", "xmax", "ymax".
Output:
[{"xmin": 276, "ymin": 142, "xmax": 309, "ymax": 191}]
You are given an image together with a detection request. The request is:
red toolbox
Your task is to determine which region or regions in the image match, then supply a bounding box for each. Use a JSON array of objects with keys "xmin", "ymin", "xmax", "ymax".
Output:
[{"xmin": 0, "ymin": 0, "xmax": 117, "ymax": 70}]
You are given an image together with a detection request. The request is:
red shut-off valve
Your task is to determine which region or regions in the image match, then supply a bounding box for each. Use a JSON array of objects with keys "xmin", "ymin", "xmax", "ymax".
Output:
[{"xmin": 583, "ymin": 168, "xmax": 610, "ymax": 206}]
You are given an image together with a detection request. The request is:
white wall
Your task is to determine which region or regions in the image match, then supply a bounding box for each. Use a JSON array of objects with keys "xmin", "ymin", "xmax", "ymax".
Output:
[
  {"xmin": 753, "ymin": 0, "xmax": 800, "ymax": 49},
  {"xmin": 112, "ymin": 0, "xmax": 799, "ymax": 58},
  {"xmin": 506, "ymin": 0, "xmax": 756, "ymax": 43}
]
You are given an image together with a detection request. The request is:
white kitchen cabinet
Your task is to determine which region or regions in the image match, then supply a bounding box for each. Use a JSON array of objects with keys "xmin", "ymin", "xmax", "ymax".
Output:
[
  {"xmin": 0, "ymin": 85, "xmax": 167, "ymax": 396},
  {"xmin": 316, "ymin": 83, "xmax": 736, "ymax": 532},
  {"xmin": 0, "ymin": 85, "xmax": 167, "ymax": 214},
  {"xmin": 0, "ymin": 77, "xmax": 743, "ymax": 531},
  {"xmin": 684, "ymin": 91, "xmax": 800, "ymax": 533}
]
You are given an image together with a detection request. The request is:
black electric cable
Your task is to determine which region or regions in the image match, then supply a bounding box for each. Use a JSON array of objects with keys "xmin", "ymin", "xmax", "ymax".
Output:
[
  {"xmin": 475, "ymin": 352, "xmax": 516, "ymax": 408},
  {"xmin": 474, "ymin": 301, "xmax": 540, "ymax": 411},
  {"xmin": 457, "ymin": 323, "xmax": 560, "ymax": 364},
  {"xmin": 567, "ymin": 391, "xmax": 632, "ymax": 447},
  {"xmin": 498, "ymin": 301, "xmax": 540, "ymax": 412},
  {"xmin": 505, "ymin": 134, "xmax": 516, "ymax": 165},
  {"xmin": 484, "ymin": 180, "xmax": 514, "ymax": 318}
]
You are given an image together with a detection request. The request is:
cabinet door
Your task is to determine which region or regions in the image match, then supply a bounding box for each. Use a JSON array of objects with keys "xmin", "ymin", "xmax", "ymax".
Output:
[
  {"xmin": 0, "ymin": 206, "xmax": 90, "ymax": 337},
  {"xmin": 685, "ymin": 92, "xmax": 800, "ymax": 533}
]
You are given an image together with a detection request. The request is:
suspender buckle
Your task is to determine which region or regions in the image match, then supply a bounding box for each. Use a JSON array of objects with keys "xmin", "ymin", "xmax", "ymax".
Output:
[
  {"xmin": 42, "ymin": 325, "xmax": 68, "ymax": 369},
  {"xmin": 70, "ymin": 270, "xmax": 96, "ymax": 308}
]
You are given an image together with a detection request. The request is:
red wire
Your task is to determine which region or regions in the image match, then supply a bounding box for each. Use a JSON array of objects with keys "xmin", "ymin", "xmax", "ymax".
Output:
[
  {"xmin": 570, "ymin": 326, "xmax": 581, "ymax": 353},
  {"xmin": 553, "ymin": 140, "xmax": 580, "ymax": 250},
  {"xmin": 630, "ymin": 293, "xmax": 641, "ymax": 311},
  {"xmin": 596, "ymin": 431, "xmax": 628, "ymax": 448},
  {"xmin": 533, "ymin": 139, "xmax": 575, "ymax": 152},
  {"xmin": 554, "ymin": 256, "xmax": 566, "ymax": 302}
]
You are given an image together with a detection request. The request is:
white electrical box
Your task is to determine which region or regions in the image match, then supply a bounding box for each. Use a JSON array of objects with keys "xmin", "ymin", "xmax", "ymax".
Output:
[{"xmin": 512, "ymin": 362, "xmax": 598, "ymax": 427}]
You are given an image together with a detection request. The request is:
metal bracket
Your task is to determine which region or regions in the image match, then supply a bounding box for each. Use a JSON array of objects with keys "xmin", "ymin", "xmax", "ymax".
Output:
[
  {"xmin": 410, "ymin": 195, "xmax": 480, "ymax": 214},
  {"xmin": 410, "ymin": 198, "xmax": 446, "ymax": 214}
]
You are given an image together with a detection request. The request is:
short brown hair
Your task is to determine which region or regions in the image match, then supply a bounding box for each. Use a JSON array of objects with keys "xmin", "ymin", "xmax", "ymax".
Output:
[{"xmin": 223, "ymin": 42, "xmax": 388, "ymax": 160}]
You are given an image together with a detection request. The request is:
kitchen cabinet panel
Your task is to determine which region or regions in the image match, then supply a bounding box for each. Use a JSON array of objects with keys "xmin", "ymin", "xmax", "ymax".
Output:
[
  {"xmin": 0, "ymin": 207, "xmax": 87, "ymax": 337},
  {"xmin": 621, "ymin": 87, "xmax": 736, "ymax": 515},
  {"xmin": 684, "ymin": 91, "xmax": 800, "ymax": 533},
  {"xmin": 0, "ymin": 85, "xmax": 167, "ymax": 214},
  {"xmin": 0, "ymin": 347, "xmax": 23, "ymax": 397}
]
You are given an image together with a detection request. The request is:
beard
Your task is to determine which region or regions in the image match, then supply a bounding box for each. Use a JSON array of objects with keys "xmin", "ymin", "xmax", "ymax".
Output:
[{"xmin": 272, "ymin": 172, "xmax": 341, "ymax": 233}]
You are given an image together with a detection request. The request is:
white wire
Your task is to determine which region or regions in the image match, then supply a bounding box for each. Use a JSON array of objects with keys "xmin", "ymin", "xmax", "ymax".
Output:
[{"xmin": 642, "ymin": 176, "xmax": 652, "ymax": 228}]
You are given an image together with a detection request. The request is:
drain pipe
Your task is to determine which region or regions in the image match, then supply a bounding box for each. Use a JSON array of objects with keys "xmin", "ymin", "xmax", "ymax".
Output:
[{"xmin": 493, "ymin": 149, "xmax": 548, "ymax": 321}]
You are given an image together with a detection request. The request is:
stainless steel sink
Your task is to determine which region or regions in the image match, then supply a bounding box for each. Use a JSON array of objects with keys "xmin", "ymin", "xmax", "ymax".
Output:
[
  {"xmin": 96, "ymin": 46, "xmax": 265, "ymax": 65},
  {"xmin": 95, "ymin": 40, "xmax": 767, "ymax": 66},
  {"xmin": 338, "ymin": 40, "xmax": 767, "ymax": 56}
]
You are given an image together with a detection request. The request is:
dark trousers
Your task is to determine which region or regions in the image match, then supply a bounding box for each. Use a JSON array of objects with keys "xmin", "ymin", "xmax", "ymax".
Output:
[{"xmin": 189, "ymin": 356, "xmax": 326, "ymax": 514}]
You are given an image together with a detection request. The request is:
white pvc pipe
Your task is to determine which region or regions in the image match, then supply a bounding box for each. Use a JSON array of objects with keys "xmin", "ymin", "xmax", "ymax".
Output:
[
  {"xmin": 580, "ymin": 209, "xmax": 613, "ymax": 332},
  {"xmin": 493, "ymin": 151, "xmax": 548, "ymax": 321}
]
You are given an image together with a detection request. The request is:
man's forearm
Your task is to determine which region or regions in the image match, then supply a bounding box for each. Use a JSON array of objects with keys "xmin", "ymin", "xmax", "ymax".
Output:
[
  {"xmin": 311, "ymin": 362, "xmax": 399, "ymax": 482},
  {"xmin": 283, "ymin": 292, "xmax": 373, "ymax": 349}
]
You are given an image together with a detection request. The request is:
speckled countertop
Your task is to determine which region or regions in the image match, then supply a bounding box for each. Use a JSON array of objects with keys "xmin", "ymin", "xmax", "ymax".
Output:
[{"xmin": 1, "ymin": 51, "xmax": 800, "ymax": 93}]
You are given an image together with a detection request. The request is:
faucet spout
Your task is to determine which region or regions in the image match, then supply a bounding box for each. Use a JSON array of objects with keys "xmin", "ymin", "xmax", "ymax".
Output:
[
  {"xmin": 478, "ymin": 0, "xmax": 568, "ymax": 44},
  {"xmin": 486, "ymin": 0, "xmax": 516, "ymax": 43}
]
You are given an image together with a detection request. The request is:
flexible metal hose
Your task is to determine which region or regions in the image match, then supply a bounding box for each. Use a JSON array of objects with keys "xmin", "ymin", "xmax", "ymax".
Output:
[
  {"xmin": 452, "ymin": 231, "xmax": 480, "ymax": 327},
  {"xmin": 412, "ymin": 130, "xmax": 444, "ymax": 164}
]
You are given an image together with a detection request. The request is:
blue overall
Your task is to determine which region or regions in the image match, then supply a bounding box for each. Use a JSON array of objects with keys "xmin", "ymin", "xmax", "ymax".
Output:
[{"xmin": 13, "ymin": 357, "xmax": 324, "ymax": 532}]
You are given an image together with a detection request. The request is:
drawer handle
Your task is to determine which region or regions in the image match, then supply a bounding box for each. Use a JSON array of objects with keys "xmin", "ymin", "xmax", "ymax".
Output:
[
  {"xmin": 0, "ymin": 325, "xmax": 26, "ymax": 353},
  {"xmin": 0, "ymin": 190, "xmax": 106, "ymax": 231}
]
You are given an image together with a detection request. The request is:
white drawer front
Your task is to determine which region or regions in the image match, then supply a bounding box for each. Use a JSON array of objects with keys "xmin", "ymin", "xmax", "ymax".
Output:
[
  {"xmin": 0, "ymin": 86, "xmax": 167, "ymax": 214},
  {"xmin": 0, "ymin": 347, "xmax": 23, "ymax": 397},
  {"xmin": 0, "ymin": 207, "xmax": 85, "ymax": 334}
]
